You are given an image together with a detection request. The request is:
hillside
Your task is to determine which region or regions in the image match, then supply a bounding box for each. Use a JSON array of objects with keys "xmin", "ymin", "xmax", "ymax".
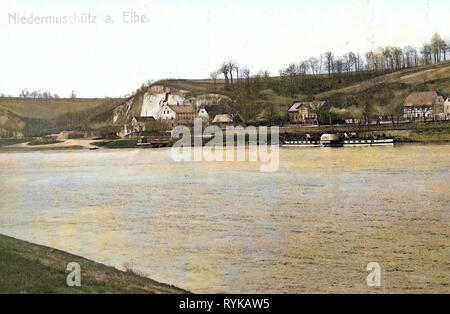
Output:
[
  {"xmin": 317, "ymin": 61, "xmax": 450, "ymax": 99},
  {"xmin": 0, "ymin": 98, "xmax": 108, "ymax": 120},
  {"xmin": 0, "ymin": 234, "xmax": 186, "ymax": 294},
  {"xmin": 0, "ymin": 97, "xmax": 123, "ymax": 137},
  {"xmin": 1, "ymin": 61, "xmax": 449, "ymax": 139},
  {"xmin": 110, "ymin": 62, "xmax": 450, "ymax": 126}
]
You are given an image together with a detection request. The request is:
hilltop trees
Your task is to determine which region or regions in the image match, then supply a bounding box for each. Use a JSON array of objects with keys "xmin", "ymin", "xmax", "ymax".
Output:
[
  {"xmin": 210, "ymin": 71, "xmax": 219, "ymax": 91},
  {"xmin": 18, "ymin": 89, "xmax": 59, "ymax": 99},
  {"xmin": 208, "ymin": 33, "xmax": 449, "ymax": 125},
  {"xmin": 211, "ymin": 33, "xmax": 449, "ymax": 99}
]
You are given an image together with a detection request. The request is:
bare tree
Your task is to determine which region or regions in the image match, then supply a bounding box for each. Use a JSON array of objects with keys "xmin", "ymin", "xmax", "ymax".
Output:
[
  {"xmin": 334, "ymin": 59, "xmax": 344, "ymax": 83},
  {"xmin": 308, "ymin": 57, "xmax": 320, "ymax": 75},
  {"xmin": 421, "ymin": 44, "xmax": 432, "ymax": 64},
  {"xmin": 20, "ymin": 89, "xmax": 29, "ymax": 98},
  {"xmin": 324, "ymin": 51, "xmax": 334, "ymax": 75},
  {"xmin": 440, "ymin": 39, "xmax": 448, "ymax": 61},
  {"xmin": 226, "ymin": 60, "xmax": 237, "ymax": 85},
  {"xmin": 242, "ymin": 67, "xmax": 251, "ymax": 93},
  {"xmin": 210, "ymin": 71, "xmax": 219, "ymax": 91},
  {"xmin": 431, "ymin": 33, "xmax": 442, "ymax": 63},
  {"xmin": 392, "ymin": 47, "xmax": 403, "ymax": 69},
  {"xmin": 220, "ymin": 63, "xmax": 230, "ymax": 87}
]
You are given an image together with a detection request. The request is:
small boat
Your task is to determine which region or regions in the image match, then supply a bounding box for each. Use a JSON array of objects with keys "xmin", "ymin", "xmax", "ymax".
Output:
[{"xmin": 89, "ymin": 147, "xmax": 99, "ymax": 150}]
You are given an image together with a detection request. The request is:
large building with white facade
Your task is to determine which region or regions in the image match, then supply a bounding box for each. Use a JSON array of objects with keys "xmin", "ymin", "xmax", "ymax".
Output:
[{"xmin": 403, "ymin": 91, "xmax": 445, "ymax": 120}]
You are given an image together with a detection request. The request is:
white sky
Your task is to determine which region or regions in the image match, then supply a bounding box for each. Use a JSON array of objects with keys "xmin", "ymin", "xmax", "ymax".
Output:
[{"xmin": 1, "ymin": 0, "xmax": 449, "ymax": 97}]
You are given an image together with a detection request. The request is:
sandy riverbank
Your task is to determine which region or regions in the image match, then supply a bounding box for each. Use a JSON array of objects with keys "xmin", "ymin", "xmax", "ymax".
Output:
[{"xmin": 7, "ymin": 138, "xmax": 103, "ymax": 150}]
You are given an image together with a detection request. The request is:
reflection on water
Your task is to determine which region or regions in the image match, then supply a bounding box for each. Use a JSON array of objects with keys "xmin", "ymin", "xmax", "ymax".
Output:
[{"xmin": 0, "ymin": 145, "xmax": 448, "ymax": 293}]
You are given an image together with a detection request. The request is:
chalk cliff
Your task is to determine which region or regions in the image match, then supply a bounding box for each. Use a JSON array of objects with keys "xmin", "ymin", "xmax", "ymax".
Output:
[{"xmin": 112, "ymin": 85, "xmax": 230, "ymax": 124}]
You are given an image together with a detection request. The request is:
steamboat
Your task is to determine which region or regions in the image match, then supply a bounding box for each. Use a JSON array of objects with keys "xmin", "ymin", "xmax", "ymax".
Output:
[{"xmin": 283, "ymin": 133, "xmax": 394, "ymax": 148}]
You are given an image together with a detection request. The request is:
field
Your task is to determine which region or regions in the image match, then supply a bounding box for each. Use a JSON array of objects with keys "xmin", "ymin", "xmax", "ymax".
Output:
[
  {"xmin": 0, "ymin": 234, "xmax": 186, "ymax": 294},
  {"xmin": 0, "ymin": 97, "xmax": 123, "ymax": 137},
  {"xmin": 0, "ymin": 98, "xmax": 107, "ymax": 120}
]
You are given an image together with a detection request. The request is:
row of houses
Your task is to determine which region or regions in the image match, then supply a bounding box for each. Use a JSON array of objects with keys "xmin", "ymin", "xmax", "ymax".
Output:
[
  {"xmin": 128, "ymin": 105, "xmax": 236, "ymax": 134},
  {"xmin": 287, "ymin": 91, "xmax": 450, "ymax": 124}
]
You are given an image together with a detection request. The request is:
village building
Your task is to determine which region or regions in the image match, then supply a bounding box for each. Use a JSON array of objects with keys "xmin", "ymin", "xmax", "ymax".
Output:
[
  {"xmin": 130, "ymin": 116, "xmax": 156, "ymax": 133},
  {"xmin": 212, "ymin": 114, "xmax": 233, "ymax": 125},
  {"xmin": 160, "ymin": 104, "xmax": 196, "ymax": 127},
  {"xmin": 288, "ymin": 101, "xmax": 325, "ymax": 125},
  {"xmin": 444, "ymin": 98, "xmax": 450, "ymax": 120},
  {"xmin": 403, "ymin": 91, "xmax": 445, "ymax": 120},
  {"xmin": 198, "ymin": 108, "xmax": 210, "ymax": 122}
]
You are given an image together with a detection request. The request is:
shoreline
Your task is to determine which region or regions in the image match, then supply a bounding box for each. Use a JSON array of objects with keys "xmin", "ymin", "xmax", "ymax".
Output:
[
  {"xmin": 1, "ymin": 138, "xmax": 449, "ymax": 151},
  {"xmin": 0, "ymin": 233, "xmax": 188, "ymax": 294}
]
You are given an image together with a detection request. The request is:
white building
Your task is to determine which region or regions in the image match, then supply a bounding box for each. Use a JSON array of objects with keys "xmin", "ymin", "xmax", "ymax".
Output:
[
  {"xmin": 160, "ymin": 104, "xmax": 196, "ymax": 127},
  {"xmin": 444, "ymin": 98, "xmax": 450, "ymax": 120},
  {"xmin": 198, "ymin": 108, "xmax": 209, "ymax": 122}
]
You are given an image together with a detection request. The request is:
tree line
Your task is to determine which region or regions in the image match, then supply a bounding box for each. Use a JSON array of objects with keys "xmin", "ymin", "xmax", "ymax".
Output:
[
  {"xmin": 210, "ymin": 33, "xmax": 449, "ymax": 98},
  {"xmin": 0, "ymin": 89, "xmax": 79, "ymax": 99}
]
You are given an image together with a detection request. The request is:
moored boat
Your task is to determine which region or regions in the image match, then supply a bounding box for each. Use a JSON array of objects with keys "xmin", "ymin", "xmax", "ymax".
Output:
[{"xmin": 282, "ymin": 133, "xmax": 394, "ymax": 148}]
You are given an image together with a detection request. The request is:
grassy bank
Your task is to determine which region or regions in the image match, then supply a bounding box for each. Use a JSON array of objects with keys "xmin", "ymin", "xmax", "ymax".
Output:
[
  {"xmin": 0, "ymin": 138, "xmax": 28, "ymax": 147},
  {"xmin": 0, "ymin": 234, "xmax": 187, "ymax": 294}
]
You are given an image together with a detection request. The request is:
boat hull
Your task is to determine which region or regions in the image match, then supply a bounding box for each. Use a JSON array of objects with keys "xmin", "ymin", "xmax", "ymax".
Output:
[
  {"xmin": 282, "ymin": 138, "xmax": 394, "ymax": 148},
  {"xmin": 343, "ymin": 139, "xmax": 394, "ymax": 147}
]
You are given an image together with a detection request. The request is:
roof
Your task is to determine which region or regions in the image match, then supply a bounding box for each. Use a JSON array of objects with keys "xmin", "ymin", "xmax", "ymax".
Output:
[
  {"xmin": 288, "ymin": 101, "xmax": 325, "ymax": 112},
  {"xmin": 212, "ymin": 114, "xmax": 233, "ymax": 123},
  {"xmin": 198, "ymin": 108, "xmax": 209, "ymax": 118},
  {"xmin": 167, "ymin": 105, "xmax": 196, "ymax": 114},
  {"xmin": 133, "ymin": 116, "xmax": 155, "ymax": 122},
  {"xmin": 404, "ymin": 91, "xmax": 442, "ymax": 107}
]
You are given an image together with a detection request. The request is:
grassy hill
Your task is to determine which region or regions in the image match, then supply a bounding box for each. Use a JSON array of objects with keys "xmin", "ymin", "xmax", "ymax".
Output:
[
  {"xmin": 0, "ymin": 98, "xmax": 107, "ymax": 120},
  {"xmin": 317, "ymin": 61, "xmax": 450, "ymax": 99},
  {"xmin": 0, "ymin": 97, "xmax": 123, "ymax": 137},
  {"xmin": 155, "ymin": 61, "xmax": 450, "ymax": 125},
  {"xmin": 0, "ymin": 234, "xmax": 186, "ymax": 294}
]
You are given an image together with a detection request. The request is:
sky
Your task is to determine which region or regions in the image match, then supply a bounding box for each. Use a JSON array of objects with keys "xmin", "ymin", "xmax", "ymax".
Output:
[{"xmin": 1, "ymin": 0, "xmax": 449, "ymax": 98}]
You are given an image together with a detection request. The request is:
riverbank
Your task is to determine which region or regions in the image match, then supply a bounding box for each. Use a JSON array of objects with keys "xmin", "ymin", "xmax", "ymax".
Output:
[
  {"xmin": 1, "ymin": 121, "xmax": 449, "ymax": 150},
  {"xmin": 0, "ymin": 234, "xmax": 187, "ymax": 294}
]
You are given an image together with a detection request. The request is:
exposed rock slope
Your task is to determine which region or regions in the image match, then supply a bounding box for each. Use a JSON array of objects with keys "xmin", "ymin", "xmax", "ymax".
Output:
[{"xmin": 112, "ymin": 85, "xmax": 230, "ymax": 124}]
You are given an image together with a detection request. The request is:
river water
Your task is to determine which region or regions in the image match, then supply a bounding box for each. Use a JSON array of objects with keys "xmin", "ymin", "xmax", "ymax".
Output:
[{"xmin": 0, "ymin": 144, "xmax": 448, "ymax": 293}]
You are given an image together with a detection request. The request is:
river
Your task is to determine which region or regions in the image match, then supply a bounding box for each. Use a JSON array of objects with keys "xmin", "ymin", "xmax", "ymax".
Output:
[{"xmin": 0, "ymin": 144, "xmax": 448, "ymax": 293}]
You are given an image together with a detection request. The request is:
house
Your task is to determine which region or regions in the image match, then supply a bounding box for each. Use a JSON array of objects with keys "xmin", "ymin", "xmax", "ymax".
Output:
[
  {"xmin": 198, "ymin": 108, "xmax": 210, "ymax": 122},
  {"xmin": 212, "ymin": 114, "xmax": 233, "ymax": 125},
  {"xmin": 160, "ymin": 104, "xmax": 196, "ymax": 127},
  {"xmin": 131, "ymin": 116, "xmax": 156, "ymax": 133},
  {"xmin": 403, "ymin": 91, "xmax": 445, "ymax": 120},
  {"xmin": 444, "ymin": 98, "xmax": 450, "ymax": 120},
  {"xmin": 288, "ymin": 101, "xmax": 325, "ymax": 124}
]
